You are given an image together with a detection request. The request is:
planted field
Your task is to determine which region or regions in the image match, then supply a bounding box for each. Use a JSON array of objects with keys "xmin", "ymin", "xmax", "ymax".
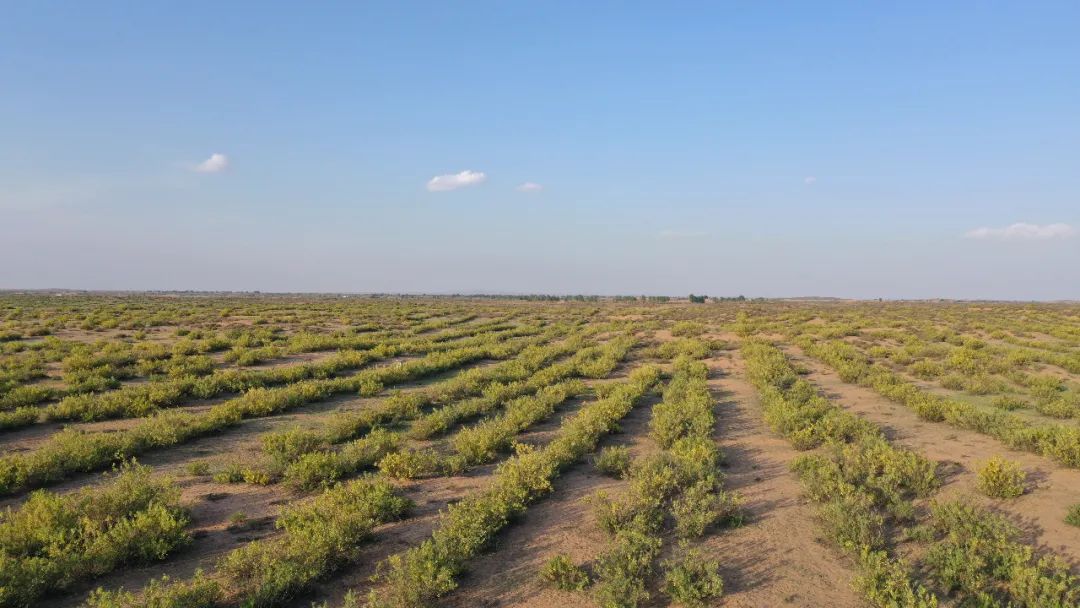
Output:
[{"xmin": 0, "ymin": 295, "xmax": 1078, "ymax": 607}]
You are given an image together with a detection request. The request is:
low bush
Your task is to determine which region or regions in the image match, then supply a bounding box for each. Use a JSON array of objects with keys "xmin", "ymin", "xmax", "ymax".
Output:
[
  {"xmin": 1066, "ymin": 503, "xmax": 1080, "ymax": 528},
  {"xmin": 976, "ymin": 456, "xmax": 1026, "ymax": 498},
  {"xmin": 540, "ymin": 554, "xmax": 590, "ymax": 591},
  {"xmin": 921, "ymin": 500, "xmax": 1079, "ymax": 605},
  {"xmin": 742, "ymin": 340, "xmax": 941, "ymax": 606},
  {"xmin": 377, "ymin": 449, "xmax": 445, "ymax": 480},
  {"xmin": 661, "ymin": 547, "xmax": 724, "ymax": 608},
  {"xmin": 992, "ymin": 395, "xmax": 1027, "ymax": 411},
  {"xmin": 593, "ymin": 446, "xmax": 631, "ymax": 478},
  {"xmin": 0, "ymin": 462, "xmax": 189, "ymax": 607}
]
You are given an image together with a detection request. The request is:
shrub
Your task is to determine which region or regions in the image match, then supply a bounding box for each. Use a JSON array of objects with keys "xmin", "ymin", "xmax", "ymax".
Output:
[
  {"xmin": 85, "ymin": 570, "xmax": 221, "ymax": 608},
  {"xmin": 0, "ymin": 462, "xmax": 189, "ymax": 606},
  {"xmin": 593, "ymin": 446, "xmax": 631, "ymax": 478},
  {"xmin": 976, "ymin": 456, "xmax": 1026, "ymax": 498},
  {"xmin": 922, "ymin": 500, "xmax": 1080, "ymax": 606},
  {"xmin": 661, "ymin": 548, "xmax": 724, "ymax": 608},
  {"xmin": 593, "ymin": 529, "xmax": 660, "ymax": 608},
  {"xmin": 540, "ymin": 554, "xmax": 590, "ymax": 591},
  {"xmin": 1065, "ymin": 503, "xmax": 1080, "ymax": 528},
  {"xmin": 213, "ymin": 464, "xmax": 245, "ymax": 484},
  {"xmin": 377, "ymin": 449, "xmax": 445, "ymax": 479},
  {"xmin": 855, "ymin": 549, "xmax": 938, "ymax": 608},
  {"xmin": 227, "ymin": 511, "xmax": 248, "ymax": 530},
  {"xmin": 992, "ymin": 395, "xmax": 1027, "ymax": 411},
  {"xmin": 670, "ymin": 321, "xmax": 706, "ymax": 337},
  {"xmin": 672, "ymin": 481, "xmax": 741, "ymax": 538}
]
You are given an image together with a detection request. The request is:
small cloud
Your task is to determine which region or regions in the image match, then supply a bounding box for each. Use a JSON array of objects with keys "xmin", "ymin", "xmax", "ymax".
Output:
[
  {"xmin": 516, "ymin": 182, "xmax": 543, "ymax": 192},
  {"xmin": 964, "ymin": 222, "xmax": 1075, "ymax": 241},
  {"xmin": 804, "ymin": 176, "xmax": 817, "ymax": 185},
  {"xmin": 427, "ymin": 170, "xmax": 486, "ymax": 192},
  {"xmin": 658, "ymin": 229, "xmax": 708, "ymax": 240},
  {"xmin": 194, "ymin": 153, "xmax": 229, "ymax": 173}
]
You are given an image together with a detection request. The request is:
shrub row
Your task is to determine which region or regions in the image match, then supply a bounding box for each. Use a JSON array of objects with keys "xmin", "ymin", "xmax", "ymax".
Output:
[
  {"xmin": 0, "ymin": 462, "xmax": 189, "ymax": 607},
  {"xmin": 799, "ymin": 337, "xmax": 1080, "ymax": 468},
  {"xmin": 0, "ymin": 340, "xmax": 535, "ymax": 496},
  {"xmin": 452, "ymin": 380, "xmax": 587, "ymax": 464},
  {"xmin": 589, "ymin": 357, "xmax": 736, "ymax": 608},
  {"xmin": 915, "ymin": 500, "xmax": 1080, "ymax": 606},
  {"xmin": 86, "ymin": 476, "xmax": 411, "ymax": 608},
  {"xmin": 261, "ymin": 334, "xmax": 612, "ymax": 487},
  {"xmin": 41, "ymin": 321, "xmax": 548, "ymax": 424},
  {"xmin": 741, "ymin": 340, "xmax": 940, "ymax": 607},
  {"xmin": 410, "ymin": 334, "xmax": 636, "ymax": 440},
  {"xmin": 366, "ymin": 365, "xmax": 662, "ymax": 608}
]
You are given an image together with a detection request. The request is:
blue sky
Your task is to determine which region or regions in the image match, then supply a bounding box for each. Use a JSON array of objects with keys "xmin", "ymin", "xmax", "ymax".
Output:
[{"xmin": 2, "ymin": 2, "xmax": 1078, "ymax": 299}]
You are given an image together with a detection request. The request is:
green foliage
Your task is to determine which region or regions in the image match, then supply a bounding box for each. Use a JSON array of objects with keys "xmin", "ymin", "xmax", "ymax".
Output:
[
  {"xmin": 593, "ymin": 446, "xmax": 631, "ymax": 478},
  {"xmin": 367, "ymin": 366, "xmax": 661, "ymax": 608},
  {"xmin": 85, "ymin": 570, "xmax": 221, "ymax": 608},
  {"xmin": 0, "ymin": 462, "xmax": 189, "ymax": 607},
  {"xmin": 593, "ymin": 529, "xmax": 660, "ymax": 607},
  {"xmin": 377, "ymin": 449, "xmax": 445, "ymax": 480},
  {"xmin": 992, "ymin": 395, "xmax": 1027, "ymax": 411},
  {"xmin": 976, "ymin": 456, "xmax": 1026, "ymax": 498},
  {"xmin": 742, "ymin": 340, "xmax": 942, "ymax": 606},
  {"xmin": 540, "ymin": 554, "xmax": 590, "ymax": 591},
  {"xmin": 855, "ymin": 549, "xmax": 938, "ymax": 608},
  {"xmin": 921, "ymin": 500, "xmax": 1080, "ymax": 606},
  {"xmin": 1065, "ymin": 503, "xmax": 1080, "ymax": 528},
  {"xmin": 661, "ymin": 548, "xmax": 724, "ymax": 608},
  {"xmin": 670, "ymin": 321, "xmax": 706, "ymax": 337},
  {"xmin": 799, "ymin": 337, "xmax": 1080, "ymax": 469},
  {"xmin": 184, "ymin": 460, "xmax": 211, "ymax": 476}
]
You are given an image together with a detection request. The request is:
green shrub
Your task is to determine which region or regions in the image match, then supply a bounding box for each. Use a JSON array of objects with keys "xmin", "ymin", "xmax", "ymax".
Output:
[
  {"xmin": 670, "ymin": 322, "xmax": 706, "ymax": 337},
  {"xmin": 672, "ymin": 481, "xmax": 741, "ymax": 538},
  {"xmin": 1065, "ymin": 503, "xmax": 1080, "ymax": 527},
  {"xmin": 976, "ymin": 456, "xmax": 1026, "ymax": 498},
  {"xmin": 661, "ymin": 548, "xmax": 724, "ymax": 608},
  {"xmin": 540, "ymin": 554, "xmax": 590, "ymax": 591},
  {"xmin": 593, "ymin": 446, "xmax": 631, "ymax": 478},
  {"xmin": 85, "ymin": 570, "xmax": 221, "ymax": 608},
  {"xmin": 213, "ymin": 464, "xmax": 245, "ymax": 484},
  {"xmin": 377, "ymin": 449, "xmax": 445, "ymax": 479},
  {"xmin": 0, "ymin": 462, "xmax": 189, "ymax": 606},
  {"xmin": 657, "ymin": 339, "xmax": 710, "ymax": 360},
  {"xmin": 593, "ymin": 529, "xmax": 660, "ymax": 608},
  {"xmin": 922, "ymin": 500, "xmax": 1080, "ymax": 606},
  {"xmin": 992, "ymin": 395, "xmax": 1027, "ymax": 411},
  {"xmin": 855, "ymin": 549, "xmax": 938, "ymax": 608}
]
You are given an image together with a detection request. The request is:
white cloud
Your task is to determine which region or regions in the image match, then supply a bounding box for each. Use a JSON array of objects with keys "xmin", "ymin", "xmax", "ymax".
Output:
[
  {"xmin": 658, "ymin": 229, "xmax": 708, "ymax": 240},
  {"xmin": 194, "ymin": 153, "xmax": 229, "ymax": 173},
  {"xmin": 516, "ymin": 182, "xmax": 543, "ymax": 192},
  {"xmin": 426, "ymin": 170, "xmax": 486, "ymax": 192},
  {"xmin": 804, "ymin": 176, "xmax": 817, "ymax": 185},
  {"xmin": 964, "ymin": 222, "xmax": 1075, "ymax": 241}
]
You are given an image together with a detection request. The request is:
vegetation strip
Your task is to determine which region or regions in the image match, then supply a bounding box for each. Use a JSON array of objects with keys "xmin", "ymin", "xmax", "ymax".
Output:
[
  {"xmin": 83, "ymin": 476, "xmax": 411, "ymax": 608},
  {"xmin": 0, "ymin": 331, "xmax": 546, "ymax": 496},
  {"xmin": 581, "ymin": 354, "xmax": 739, "ymax": 607},
  {"xmin": 743, "ymin": 339, "xmax": 1080, "ymax": 606},
  {"xmin": 797, "ymin": 337, "xmax": 1080, "ymax": 468},
  {"xmin": 364, "ymin": 364, "xmax": 662, "ymax": 607},
  {"xmin": 0, "ymin": 462, "xmax": 189, "ymax": 608}
]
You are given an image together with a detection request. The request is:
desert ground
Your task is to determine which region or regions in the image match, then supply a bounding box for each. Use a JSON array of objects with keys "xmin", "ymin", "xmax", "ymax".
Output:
[{"xmin": 0, "ymin": 294, "xmax": 1078, "ymax": 607}]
